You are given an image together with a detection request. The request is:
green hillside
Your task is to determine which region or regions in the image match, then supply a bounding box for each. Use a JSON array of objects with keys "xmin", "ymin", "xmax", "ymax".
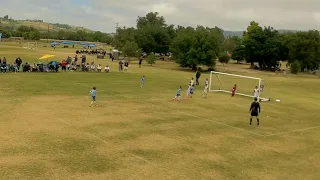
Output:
[{"xmin": 0, "ymin": 19, "xmax": 93, "ymax": 33}]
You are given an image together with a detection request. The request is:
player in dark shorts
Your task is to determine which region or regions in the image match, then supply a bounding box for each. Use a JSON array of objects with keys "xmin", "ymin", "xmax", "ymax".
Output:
[{"xmin": 249, "ymin": 97, "xmax": 261, "ymax": 126}]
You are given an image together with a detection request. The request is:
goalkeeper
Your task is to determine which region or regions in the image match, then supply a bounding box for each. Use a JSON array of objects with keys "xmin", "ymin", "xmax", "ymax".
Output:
[{"xmin": 249, "ymin": 97, "xmax": 261, "ymax": 126}]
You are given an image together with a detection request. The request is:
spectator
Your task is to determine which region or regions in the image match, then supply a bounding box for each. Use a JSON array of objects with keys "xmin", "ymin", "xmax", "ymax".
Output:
[
  {"xmin": 3, "ymin": 57, "xmax": 7, "ymax": 64},
  {"xmin": 124, "ymin": 61, "xmax": 129, "ymax": 72},
  {"xmin": 97, "ymin": 64, "xmax": 102, "ymax": 72},
  {"xmin": 90, "ymin": 63, "xmax": 96, "ymax": 72},
  {"xmin": 15, "ymin": 57, "xmax": 22, "ymax": 71},
  {"xmin": 196, "ymin": 69, "xmax": 201, "ymax": 85},
  {"xmin": 104, "ymin": 65, "xmax": 110, "ymax": 73},
  {"xmin": 75, "ymin": 55, "xmax": 78, "ymax": 64},
  {"xmin": 139, "ymin": 57, "xmax": 143, "ymax": 68},
  {"xmin": 119, "ymin": 61, "xmax": 123, "ymax": 73},
  {"xmin": 61, "ymin": 59, "xmax": 67, "ymax": 72}
]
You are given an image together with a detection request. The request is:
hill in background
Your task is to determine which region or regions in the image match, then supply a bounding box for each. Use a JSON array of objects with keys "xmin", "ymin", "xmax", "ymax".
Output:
[{"xmin": 0, "ymin": 18, "xmax": 92, "ymax": 33}]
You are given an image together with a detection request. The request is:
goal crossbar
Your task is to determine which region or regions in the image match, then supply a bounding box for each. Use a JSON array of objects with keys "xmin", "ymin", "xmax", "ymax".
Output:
[{"xmin": 209, "ymin": 71, "xmax": 270, "ymax": 102}]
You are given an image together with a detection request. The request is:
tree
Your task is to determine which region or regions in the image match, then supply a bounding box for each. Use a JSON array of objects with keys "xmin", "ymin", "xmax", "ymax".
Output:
[
  {"xmin": 219, "ymin": 53, "xmax": 230, "ymax": 66},
  {"xmin": 135, "ymin": 24, "xmax": 170, "ymax": 54},
  {"xmin": 290, "ymin": 60, "xmax": 301, "ymax": 74},
  {"xmin": 137, "ymin": 12, "xmax": 166, "ymax": 29},
  {"xmin": 147, "ymin": 53, "xmax": 156, "ymax": 66},
  {"xmin": 122, "ymin": 41, "xmax": 140, "ymax": 57},
  {"xmin": 113, "ymin": 27, "xmax": 136, "ymax": 49},
  {"xmin": 135, "ymin": 12, "xmax": 171, "ymax": 54},
  {"xmin": 4, "ymin": 15, "xmax": 9, "ymax": 20},
  {"xmin": 232, "ymin": 44, "xmax": 246, "ymax": 63},
  {"xmin": 288, "ymin": 30, "xmax": 320, "ymax": 71},
  {"xmin": 242, "ymin": 22, "xmax": 284, "ymax": 70},
  {"xmin": 170, "ymin": 26, "xmax": 221, "ymax": 70}
]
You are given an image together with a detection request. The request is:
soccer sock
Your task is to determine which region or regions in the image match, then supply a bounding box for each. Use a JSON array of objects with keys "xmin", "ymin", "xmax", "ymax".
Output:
[
  {"xmin": 250, "ymin": 118, "xmax": 252, "ymax": 125},
  {"xmin": 257, "ymin": 119, "xmax": 260, "ymax": 125}
]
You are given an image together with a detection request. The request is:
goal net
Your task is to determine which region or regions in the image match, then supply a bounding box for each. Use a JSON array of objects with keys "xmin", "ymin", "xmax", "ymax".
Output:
[
  {"xmin": 25, "ymin": 42, "xmax": 38, "ymax": 49},
  {"xmin": 209, "ymin": 71, "xmax": 270, "ymax": 102}
]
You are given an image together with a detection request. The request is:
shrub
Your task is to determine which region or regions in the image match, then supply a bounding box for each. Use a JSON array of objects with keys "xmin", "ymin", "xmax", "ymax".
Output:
[
  {"xmin": 218, "ymin": 53, "xmax": 230, "ymax": 66},
  {"xmin": 290, "ymin": 60, "xmax": 300, "ymax": 74}
]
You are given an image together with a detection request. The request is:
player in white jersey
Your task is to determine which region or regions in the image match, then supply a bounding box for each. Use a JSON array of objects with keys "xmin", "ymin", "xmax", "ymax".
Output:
[
  {"xmin": 190, "ymin": 78, "xmax": 194, "ymax": 86},
  {"xmin": 203, "ymin": 84, "xmax": 209, "ymax": 98},
  {"xmin": 186, "ymin": 84, "xmax": 191, "ymax": 98},
  {"xmin": 205, "ymin": 78, "xmax": 209, "ymax": 86},
  {"xmin": 253, "ymin": 86, "xmax": 260, "ymax": 98}
]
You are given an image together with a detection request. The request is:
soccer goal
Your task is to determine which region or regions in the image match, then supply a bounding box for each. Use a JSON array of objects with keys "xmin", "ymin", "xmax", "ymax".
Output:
[
  {"xmin": 25, "ymin": 42, "xmax": 38, "ymax": 49},
  {"xmin": 209, "ymin": 71, "xmax": 270, "ymax": 102}
]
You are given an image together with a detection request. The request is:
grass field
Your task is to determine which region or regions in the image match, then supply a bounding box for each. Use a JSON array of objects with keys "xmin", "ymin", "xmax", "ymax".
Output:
[{"xmin": 0, "ymin": 42, "xmax": 320, "ymax": 180}]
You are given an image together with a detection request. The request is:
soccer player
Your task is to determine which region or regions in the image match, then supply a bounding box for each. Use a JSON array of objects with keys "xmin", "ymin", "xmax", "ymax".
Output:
[
  {"xmin": 140, "ymin": 76, "xmax": 145, "ymax": 88},
  {"xmin": 253, "ymin": 86, "xmax": 260, "ymax": 98},
  {"xmin": 90, "ymin": 87, "xmax": 98, "ymax": 107},
  {"xmin": 249, "ymin": 97, "xmax": 261, "ymax": 126},
  {"xmin": 203, "ymin": 83, "xmax": 209, "ymax": 98},
  {"xmin": 189, "ymin": 84, "xmax": 195, "ymax": 98},
  {"xmin": 186, "ymin": 83, "xmax": 191, "ymax": 98},
  {"xmin": 173, "ymin": 86, "xmax": 182, "ymax": 101},
  {"xmin": 205, "ymin": 78, "xmax": 209, "ymax": 86},
  {"xmin": 190, "ymin": 78, "xmax": 194, "ymax": 86},
  {"xmin": 231, "ymin": 84, "xmax": 237, "ymax": 97}
]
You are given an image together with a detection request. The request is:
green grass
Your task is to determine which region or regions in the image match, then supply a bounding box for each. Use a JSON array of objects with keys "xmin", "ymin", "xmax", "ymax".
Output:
[{"xmin": 0, "ymin": 42, "xmax": 320, "ymax": 180}]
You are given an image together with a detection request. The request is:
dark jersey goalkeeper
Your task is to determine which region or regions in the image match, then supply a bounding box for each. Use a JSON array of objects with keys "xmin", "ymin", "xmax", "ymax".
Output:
[{"xmin": 249, "ymin": 97, "xmax": 261, "ymax": 126}]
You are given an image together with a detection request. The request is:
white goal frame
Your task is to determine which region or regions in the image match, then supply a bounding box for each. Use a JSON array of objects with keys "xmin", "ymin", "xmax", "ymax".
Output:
[
  {"xmin": 209, "ymin": 71, "xmax": 270, "ymax": 102},
  {"xmin": 26, "ymin": 42, "xmax": 38, "ymax": 49}
]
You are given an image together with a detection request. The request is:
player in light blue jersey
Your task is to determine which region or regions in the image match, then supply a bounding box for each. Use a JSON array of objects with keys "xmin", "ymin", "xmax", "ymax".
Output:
[
  {"xmin": 90, "ymin": 87, "xmax": 98, "ymax": 107},
  {"xmin": 173, "ymin": 86, "xmax": 182, "ymax": 101},
  {"xmin": 140, "ymin": 76, "xmax": 145, "ymax": 88}
]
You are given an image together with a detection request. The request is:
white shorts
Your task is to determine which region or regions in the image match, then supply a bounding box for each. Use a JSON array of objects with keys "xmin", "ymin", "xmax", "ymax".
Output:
[{"xmin": 124, "ymin": 67, "xmax": 128, "ymax": 70}]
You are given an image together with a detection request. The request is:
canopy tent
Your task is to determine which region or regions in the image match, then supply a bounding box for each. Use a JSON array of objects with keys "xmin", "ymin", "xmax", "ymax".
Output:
[
  {"xmin": 62, "ymin": 41, "xmax": 76, "ymax": 45},
  {"xmin": 51, "ymin": 42, "xmax": 60, "ymax": 45},
  {"xmin": 80, "ymin": 42, "xmax": 88, "ymax": 45},
  {"xmin": 88, "ymin": 44, "xmax": 96, "ymax": 47},
  {"xmin": 39, "ymin": 54, "xmax": 56, "ymax": 60}
]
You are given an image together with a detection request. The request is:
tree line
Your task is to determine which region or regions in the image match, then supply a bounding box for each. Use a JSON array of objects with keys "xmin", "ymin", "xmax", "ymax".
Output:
[
  {"xmin": 0, "ymin": 25, "xmax": 113, "ymax": 44},
  {"xmin": 113, "ymin": 12, "xmax": 320, "ymax": 73}
]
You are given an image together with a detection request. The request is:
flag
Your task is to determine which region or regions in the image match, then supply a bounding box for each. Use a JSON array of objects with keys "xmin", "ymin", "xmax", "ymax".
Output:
[{"xmin": 0, "ymin": 33, "xmax": 2, "ymax": 41}]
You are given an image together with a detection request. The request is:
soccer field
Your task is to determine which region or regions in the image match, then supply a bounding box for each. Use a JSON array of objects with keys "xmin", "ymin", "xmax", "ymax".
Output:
[{"xmin": 0, "ymin": 42, "xmax": 320, "ymax": 180}]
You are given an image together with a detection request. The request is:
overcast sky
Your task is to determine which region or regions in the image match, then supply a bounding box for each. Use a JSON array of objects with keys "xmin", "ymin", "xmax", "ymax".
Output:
[{"xmin": 1, "ymin": 0, "xmax": 320, "ymax": 32}]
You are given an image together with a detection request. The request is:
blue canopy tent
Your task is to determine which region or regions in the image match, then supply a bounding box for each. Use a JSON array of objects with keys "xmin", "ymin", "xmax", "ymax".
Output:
[
  {"xmin": 62, "ymin": 41, "xmax": 76, "ymax": 45},
  {"xmin": 80, "ymin": 42, "xmax": 88, "ymax": 45},
  {"xmin": 88, "ymin": 44, "xmax": 96, "ymax": 47},
  {"xmin": 51, "ymin": 42, "xmax": 60, "ymax": 46}
]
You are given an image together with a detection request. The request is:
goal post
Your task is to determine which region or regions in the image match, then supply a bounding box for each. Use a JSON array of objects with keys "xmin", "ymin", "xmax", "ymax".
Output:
[{"xmin": 209, "ymin": 71, "xmax": 270, "ymax": 102}]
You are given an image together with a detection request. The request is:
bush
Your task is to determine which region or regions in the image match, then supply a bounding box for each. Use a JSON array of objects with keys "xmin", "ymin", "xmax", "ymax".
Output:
[
  {"xmin": 147, "ymin": 53, "xmax": 156, "ymax": 66},
  {"xmin": 218, "ymin": 53, "xmax": 230, "ymax": 66},
  {"xmin": 290, "ymin": 60, "xmax": 301, "ymax": 74}
]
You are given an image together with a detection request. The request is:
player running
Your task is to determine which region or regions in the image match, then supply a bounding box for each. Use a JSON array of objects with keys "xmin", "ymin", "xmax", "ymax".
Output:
[
  {"xmin": 140, "ymin": 76, "xmax": 145, "ymax": 88},
  {"xmin": 189, "ymin": 84, "xmax": 195, "ymax": 98},
  {"xmin": 173, "ymin": 86, "xmax": 182, "ymax": 101},
  {"xmin": 249, "ymin": 97, "xmax": 261, "ymax": 126},
  {"xmin": 90, "ymin": 87, "xmax": 98, "ymax": 107},
  {"xmin": 231, "ymin": 84, "xmax": 237, "ymax": 97},
  {"xmin": 186, "ymin": 83, "xmax": 191, "ymax": 98},
  {"xmin": 190, "ymin": 78, "xmax": 194, "ymax": 86}
]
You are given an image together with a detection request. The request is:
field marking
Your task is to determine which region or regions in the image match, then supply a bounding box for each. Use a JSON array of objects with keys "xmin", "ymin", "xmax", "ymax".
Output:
[{"xmin": 264, "ymin": 125, "xmax": 320, "ymax": 137}]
